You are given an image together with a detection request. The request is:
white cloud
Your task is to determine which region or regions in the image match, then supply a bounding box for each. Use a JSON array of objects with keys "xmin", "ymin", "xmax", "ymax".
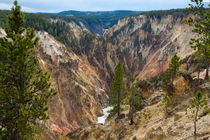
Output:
[
  {"xmin": 0, "ymin": 0, "xmax": 191, "ymax": 12},
  {"xmin": 0, "ymin": 3, "xmax": 12, "ymax": 10},
  {"xmin": 0, "ymin": 2, "xmax": 38, "ymax": 13},
  {"xmin": 204, "ymin": 0, "xmax": 210, "ymax": 2}
]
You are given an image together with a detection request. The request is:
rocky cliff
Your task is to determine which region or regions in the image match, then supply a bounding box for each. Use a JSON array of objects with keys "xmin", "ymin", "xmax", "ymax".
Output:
[
  {"xmin": 72, "ymin": 14, "xmax": 197, "ymax": 85},
  {"xmin": 33, "ymin": 14, "xmax": 199, "ymax": 138},
  {"xmin": 103, "ymin": 15, "xmax": 197, "ymax": 79},
  {"xmin": 64, "ymin": 78, "xmax": 210, "ymax": 140},
  {"xmin": 34, "ymin": 32, "xmax": 109, "ymax": 139},
  {"xmin": 0, "ymin": 11, "xmax": 205, "ymax": 139}
]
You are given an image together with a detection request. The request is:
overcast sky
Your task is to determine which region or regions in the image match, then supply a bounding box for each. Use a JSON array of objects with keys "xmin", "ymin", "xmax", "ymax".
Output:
[{"xmin": 0, "ymin": 0, "xmax": 210, "ymax": 13}]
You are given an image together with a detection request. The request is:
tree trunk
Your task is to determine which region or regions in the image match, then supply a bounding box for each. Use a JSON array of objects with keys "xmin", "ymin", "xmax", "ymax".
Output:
[
  {"xmin": 130, "ymin": 117, "xmax": 134, "ymax": 125},
  {"xmin": 117, "ymin": 88, "xmax": 120, "ymax": 117},
  {"xmin": 129, "ymin": 88, "xmax": 134, "ymax": 125},
  {"xmin": 11, "ymin": 126, "xmax": 18, "ymax": 140},
  {"xmin": 194, "ymin": 107, "xmax": 199, "ymax": 140},
  {"xmin": 165, "ymin": 106, "xmax": 168, "ymax": 117},
  {"xmin": 19, "ymin": 43, "xmax": 25, "ymax": 137},
  {"xmin": 205, "ymin": 64, "xmax": 209, "ymax": 81},
  {"xmin": 194, "ymin": 119, "xmax": 197, "ymax": 140}
]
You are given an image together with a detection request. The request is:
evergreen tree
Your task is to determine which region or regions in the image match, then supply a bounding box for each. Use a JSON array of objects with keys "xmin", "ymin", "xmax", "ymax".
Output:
[
  {"xmin": 196, "ymin": 58, "xmax": 205, "ymax": 84},
  {"xmin": 185, "ymin": 90, "xmax": 209, "ymax": 140},
  {"xmin": 127, "ymin": 77, "xmax": 142, "ymax": 125},
  {"xmin": 161, "ymin": 95, "xmax": 172, "ymax": 117},
  {"xmin": 168, "ymin": 54, "xmax": 183, "ymax": 80},
  {"xmin": 109, "ymin": 61, "xmax": 125, "ymax": 116},
  {"xmin": 162, "ymin": 54, "xmax": 182, "ymax": 92},
  {"xmin": 0, "ymin": 1, "xmax": 56, "ymax": 139},
  {"xmin": 185, "ymin": 0, "xmax": 210, "ymax": 81}
]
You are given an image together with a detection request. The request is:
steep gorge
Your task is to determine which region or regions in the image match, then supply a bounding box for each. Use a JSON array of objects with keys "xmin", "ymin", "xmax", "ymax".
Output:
[
  {"xmin": 0, "ymin": 12, "xmax": 200, "ymax": 139},
  {"xmin": 72, "ymin": 14, "xmax": 197, "ymax": 84},
  {"xmin": 34, "ymin": 31, "xmax": 109, "ymax": 139},
  {"xmin": 37, "ymin": 14, "xmax": 197, "ymax": 138}
]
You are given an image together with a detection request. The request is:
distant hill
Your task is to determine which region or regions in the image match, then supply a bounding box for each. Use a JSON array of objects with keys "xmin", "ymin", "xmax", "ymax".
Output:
[
  {"xmin": 131, "ymin": 9, "xmax": 191, "ymax": 18},
  {"xmin": 58, "ymin": 10, "xmax": 142, "ymax": 28}
]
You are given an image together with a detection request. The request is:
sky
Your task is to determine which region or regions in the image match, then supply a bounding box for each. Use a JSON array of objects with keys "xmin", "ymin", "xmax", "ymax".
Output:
[{"xmin": 0, "ymin": 0, "xmax": 210, "ymax": 13}]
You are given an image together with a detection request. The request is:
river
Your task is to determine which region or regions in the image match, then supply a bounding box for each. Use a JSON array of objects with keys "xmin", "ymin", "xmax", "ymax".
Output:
[{"xmin": 97, "ymin": 106, "xmax": 113, "ymax": 124}]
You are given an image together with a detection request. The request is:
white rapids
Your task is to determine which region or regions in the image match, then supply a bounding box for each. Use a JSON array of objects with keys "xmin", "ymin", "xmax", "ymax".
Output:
[{"xmin": 97, "ymin": 106, "xmax": 113, "ymax": 124}]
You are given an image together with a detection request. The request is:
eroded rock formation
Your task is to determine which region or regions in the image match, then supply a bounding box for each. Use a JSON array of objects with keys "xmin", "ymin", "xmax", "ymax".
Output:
[
  {"xmin": 1, "ymin": 12, "xmax": 206, "ymax": 139},
  {"xmin": 63, "ymin": 79, "xmax": 210, "ymax": 140}
]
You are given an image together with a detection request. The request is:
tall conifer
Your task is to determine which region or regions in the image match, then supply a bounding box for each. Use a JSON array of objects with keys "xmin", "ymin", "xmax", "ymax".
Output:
[
  {"xmin": 185, "ymin": 0, "xmax": 210, "ymax": 81},
  {"xmin": 109, "ymin": 61, "xmax": 125, "ymax": 116},
  {"xmin": 0, "ymin": 1, "xmax": 56, "ymax": 139}
]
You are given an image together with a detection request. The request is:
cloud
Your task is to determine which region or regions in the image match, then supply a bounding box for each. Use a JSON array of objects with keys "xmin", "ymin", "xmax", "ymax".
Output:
[
  {"xmin": 0, "ymin": 0, "xmax": 191, "ymax": 12},
  {"xmin": 0, "ymin": 2, "xmax": 38, "ymax": 12},
  {"xmin": 0, "ymin": 3, "xmax": 12, "ymax": 10}
]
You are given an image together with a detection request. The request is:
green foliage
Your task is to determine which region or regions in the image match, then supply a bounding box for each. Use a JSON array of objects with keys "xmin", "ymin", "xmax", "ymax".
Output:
[
  {"xmin": 79, "ymin": 31, "xmax": 96, "ymax": 54},
  {"xmin": 0, "ymin": 11, "xmax": 76, "ymax": 44},
  {"xmin": 0, "ymin": 10, "xmax": 10, "ymax": 28},
  {"xmin": 149, "ymin": 73, "xmax": 165, "ymax": 89},
  {"xmin": 161, "ymin": 95, "xmax": 172, "ymax": 116},
  {"xmin": 0, "ymin": 10, "xmax": 141, "ymax": 33},
  {"xmin": 23, "ymin": 14, "xmax": 78, "ymax": 53},
  {"xmin": 109, "ymin": 61, "xmax": 125, "ymax": 116},
  {"xmin": 142, "ymin": 111, "xmax": 150, "ymax": 120},
  {"xmin": 185, "ymin": 90, "xmax": 209, "ymax": 138},
  {"xmin": 185, "ymin": 90, "xmax": 208, "ymax": 119},
  {"xmin": 132, "ymin": 9, "xmax": 191, "ymax": 19},
  {"xmin": 169, "ymin": 54, "xmax": 183, "ymax": 77},
  {"xmin": 0, "ymin": 1, "xmax": 56, "ymax": 139},
  {"xmin": 185, "ymin": 0, "xmax": 210, "ymax": 81},
  {"xmin": 128, "ymin": 78, "xmax": 142, "ymax": 110},
  {"xmin": 85, "ymin": 85, "xmax": 91, "ymax": 91},
  {"xmin": 59, "ymin": 10, "xmax": 141, "ymax": 29},
  {"xmin": 136, "ymin": 80, "xmax": 153, "ymax": 89},
  {"xmin": 162, "ymin": 54, "xmax": 182, "ymax": 90}
]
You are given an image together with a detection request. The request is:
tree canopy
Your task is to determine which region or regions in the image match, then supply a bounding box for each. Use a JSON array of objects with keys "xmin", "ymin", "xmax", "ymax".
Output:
[
  {"xmin": 185, "ymin": 0, "xmax": 210, "ymax": 81},
  {"xmin": 109, "ymin": 61, "xmax": 125, "ymax": 116},
  {"xmin": 0, "ymin": 1, "xmax": 56, "ymax": 139}
]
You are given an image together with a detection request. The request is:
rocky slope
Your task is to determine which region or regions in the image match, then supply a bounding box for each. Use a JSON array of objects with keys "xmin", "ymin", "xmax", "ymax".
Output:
[
  {"xmin": 63, "ymin": 78, "xmax": 210, "ymax": 140},
  {"xmin": 0, "ymin": 11, "xmax": 206, "ymax": 139},
  {"xmin": 72, "ymin": 14, "xmax": 197, "ymax": 86},
  {"xmin": 58, "ymin": 13, "xmax": 210, "ymax": 140},
  {"xmin": 32, "ymin": 14, "xmax": 199, "ymax": 138},
  {"xmin": 0, "ymin": 28, "xmax": 109, "ymax": 138},
  {"xmin": 103, "ymin": 15, "xmax": 197, "ymax": 79},
  {"xmin": 34, "ymin": 31, "xmax": 109, "ymax": 139}
]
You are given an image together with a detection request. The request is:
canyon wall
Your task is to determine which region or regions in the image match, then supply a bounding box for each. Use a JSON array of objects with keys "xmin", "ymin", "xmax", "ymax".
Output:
[
  {"xmin": 34, "ymin": 32, "xmax": 108, "ymax": 138},
  {"xmin": 36, "ymin": 14, "xmax": 197, "ymax": 138},
  {"xmin": 0, "ymin": 13, "xmax": 199, "ymax": 139},
  {"xmin": 103, "ymin": 15, "xmax": 196, "ymax": 79}
]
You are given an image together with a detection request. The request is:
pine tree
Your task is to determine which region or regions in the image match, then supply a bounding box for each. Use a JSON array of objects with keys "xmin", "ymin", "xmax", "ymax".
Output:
[
  {"xmin": 127, "ymin": 77, "xmax": 142, "ymax": 125},
  {"xmin": 168, "ymin": 54, "xmax": 183, "ymax": 81},
  {"xmin": 161, "ymin": 95, "xmax": 172, "ymax": 117},
  {"xmin": 162, "ymin": 54, "xmax": 182, "ymax": 92},
  {"xmin": 0, "ymin": 1, "xmax": 56, "ymax": 139},
  {"xmin": 185, "ymin": 90, "xmax": 209, "ymax": 140},
  {"xmin": 196, "ymin": 58, "xmax": 205, "ymax": 84},
  {"xmin": 185, "ymin": 0, "xmax": 210, "ymax": 81},
  {"xmin": 109, "ymin": 61, "xmax": 125, "ymax": 116}
]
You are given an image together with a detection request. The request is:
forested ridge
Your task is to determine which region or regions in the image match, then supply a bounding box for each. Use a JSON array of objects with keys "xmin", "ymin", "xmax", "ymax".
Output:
[{"xmin": 58, "ymin": 10, "xmax": 141, "ymax": 28}]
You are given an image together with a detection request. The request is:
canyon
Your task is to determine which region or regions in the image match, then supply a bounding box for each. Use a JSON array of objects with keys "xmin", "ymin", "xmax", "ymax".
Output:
[
  {"xmin": 33, "ymin": 13, "xmax": 199, "ymax": 139},
  {"xmin": 0, "ymin": 10, "xmax": 209, "ymax": 140}
]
